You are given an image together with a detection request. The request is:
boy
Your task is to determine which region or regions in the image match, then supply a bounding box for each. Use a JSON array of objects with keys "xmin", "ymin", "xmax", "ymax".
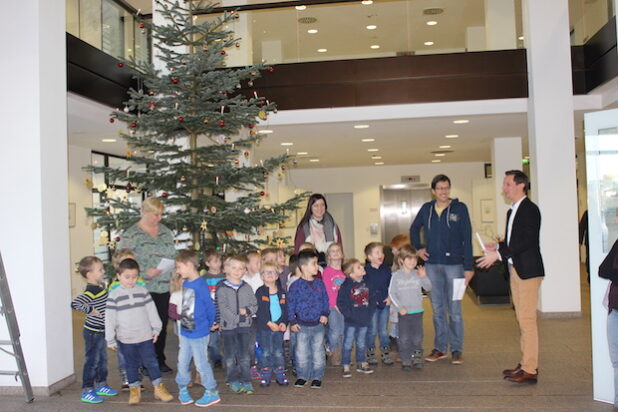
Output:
[
  {"xmin": 288, "ymin": 250, "xmax": 329, "ymax": 388},
  {"xmin": 216, "ymin": 255, "xmax": 258, "ymax": 394},
  {"xmin": 105, "ymin": 258, "xmax": 173, "ymax": 405},
  {"xmin": 175, "ymin": 250, "xmax": 220, "ymax": 407},
  {"xmin": 364, "ymin": 242, "xmax": 393, "ymax": 366},
  {"xmin": 71, "ymin": 256, "xmax": 118, "ymax": 404},
  {"xmin": 201, "ymin": 249, "xmax": 225, "ymax": 368},
  {"xmin": 337, "ymin": 258, "xmax": 375, "ymax": 377},
  {"xmin": 243, "ymin": 250, "xmax": 263, "ymax": 380},
  {"xmin": 255, "ymin": 262, "xmax": 289, "ymax": 387}
]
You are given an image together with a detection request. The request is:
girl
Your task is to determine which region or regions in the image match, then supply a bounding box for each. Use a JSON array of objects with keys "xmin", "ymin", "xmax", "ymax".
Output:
[
  {"xmin": 388, "ymin": 245, "xmax": 432, "ymax": 370},
  {"xmin": 322, "ymin": 243, "xmax": 346, "ymax": 366}
]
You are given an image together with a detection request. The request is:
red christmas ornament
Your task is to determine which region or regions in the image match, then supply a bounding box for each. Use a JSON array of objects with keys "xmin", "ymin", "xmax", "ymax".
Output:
[
  {"xmin": 115, "ymin": 236, "xmax": 121, "ymax": 242},
  {"xmin": 267, "ymin": 67, "xmax": 275, "ymax": 73},
  {"xmin": 117, "ymin": 62, "xmax": 124, "ymax": 68},
  {"xmin": 139, "ymin": 23, "xmax": 145, "ymax": 29},
  {"xmin": 220, "ymin": 50, "xmax": 226, "ymax": 55},
  {"xmin": 219, "ymin": 121, "xmax": 225, "ymax": 127},
  {"xmin": 260, "ymin": 191, "xmax": 265, "ymax": 196},
  {"xmin": 161, "ymin": 192, "xmax": 168, "ymax": 198},
  {"xmin": 171, "ymin": 77, "xmax": 179, "ymax": 84},
  {"xmin": 147, "ymin": 102, "xmax": 156, "ymax": 108},
  {"xmin": 109, "ymin": 118, "xmax": 115, "ymax": 123},
  {"xmin": 248, "ymin": 123, "xmax": 255, "ymax": 129},
  {"xmin": 129, "ymin": 122, "xmax": 137, "ymax": 128},
  {"xmin": 178, "ymin": 116, "xmax": 185, "ymax": 122}
]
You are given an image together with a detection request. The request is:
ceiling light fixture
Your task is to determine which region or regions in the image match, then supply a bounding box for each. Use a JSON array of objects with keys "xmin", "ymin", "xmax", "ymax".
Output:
[
  {"xmin": 281, "ymin": 142, "xmax": 294, "ymax": 146},
  {"xmin": 426, "ymin": 21, "xmax": 438, "ymax": 26},
  {"xmin": 432, "ymin": 159, "xmax": 441, "ymax": 163},
  {"xmin": 102, "ymin": 138, "xmax": 117, "ymax": 143},
  {"xmin": 368, "ymin": 148, "xmax": 379, "ymax": 152},
  {"xmin": 439, "ymin": 145, "xmax": 452, "ymax": 149},
  {"xmin": 453, "ymin": 119, "xmax": 469, "ymax": 124},
  {"xmin": 307, "ymin": 29, "xmax": 318, "ymax": 34},
  {"xmin": 434, "ymin": 153, "xmax": 446, "ymax": 157},
  {"xmin": 361, "ymin": 0, "xmax": 373, "ymax": 4},
  {"xmin": 354, "ymin": 124, "xmax": 370, "ymax": 129},
  {"xmin": 445, "ymin": 134, "xmax": 459, "ymax": 138},
  {"xmin": 370, "ymin": 45, "xmax": 380, "ymax": 49},
  {"xmin": 361, "ymin": 138, "xmax": 375, "ymax": 142},
  {"xmin": 297, "ymin": 151, "xmax": 308, "ymax": 155},
  {"xmin": 371, "ymin": 155, "xmax": 382, "ymax": 159},
  {"xmin": 295, "ymin": 5, "xmax": 306, "ymax": 10},
  {"xmin": 374, "ymin": 162, "xmax": 384, "ymax": 165},
  {"xmin": 518, "ymin": 36, "xmax": 524, "ymax": 40},
  {"xmin": 317, "ymin": 48, "xmax": 327, "ymax": 52},
  {"xmin": 258, "ymin": 130, "xmax": 273, "ymax": 134},
  {"xmin": 366, "ymin": 25, "xmax": 377, "ymax": 30},
  {"xmin": 424, "ymin": 41, "xmax": 434, "ymax": 46},
  {"xmin": 309, "ymin": 158, "xmax": 320, "ymax": 162}
]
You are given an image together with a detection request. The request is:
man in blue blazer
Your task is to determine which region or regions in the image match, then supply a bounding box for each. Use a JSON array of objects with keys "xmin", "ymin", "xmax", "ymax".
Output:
[{"xmin": 477, "ymin": 170, "xmax": 544, "ymax": 384}]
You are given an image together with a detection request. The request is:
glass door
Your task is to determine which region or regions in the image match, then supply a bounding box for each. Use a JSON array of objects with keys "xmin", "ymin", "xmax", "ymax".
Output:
[{"xmin": 585, "ymin": 108, "xmax": 618, "ymax": 404}]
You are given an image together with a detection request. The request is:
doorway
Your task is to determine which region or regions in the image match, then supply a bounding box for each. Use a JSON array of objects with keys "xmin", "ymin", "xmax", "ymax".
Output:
[{"xmin": 380, "ymin": 183, "xmax": 432, "ymax": 245}]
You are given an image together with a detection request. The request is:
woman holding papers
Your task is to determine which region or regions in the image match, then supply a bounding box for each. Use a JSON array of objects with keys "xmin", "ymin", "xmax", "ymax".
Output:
[{"xmin": 117, "ymin": 197, "xmax": 176, "ymax": 373}]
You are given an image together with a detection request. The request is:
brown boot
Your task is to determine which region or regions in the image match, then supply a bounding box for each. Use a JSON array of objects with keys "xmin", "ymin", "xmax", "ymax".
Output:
[
  {"xmin": 330, "ymin": 347, "xmax": 342, "ymax": 366},
  {"xmin": 153, "ymin": 383, "xmax": 173, "ymax": 402},
  {"xmin": 128, "ymin": 386, "xmax": 141, "ymax": 405}
]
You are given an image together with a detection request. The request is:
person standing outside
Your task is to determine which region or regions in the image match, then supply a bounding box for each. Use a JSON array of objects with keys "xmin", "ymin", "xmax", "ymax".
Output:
[
  {"xmin": 477, "ymin": 170, "xmax": 544, "ymax": 384},
  {"xmin": 410, "ymin": 174, "xmax": 473, "ymax": 365}
]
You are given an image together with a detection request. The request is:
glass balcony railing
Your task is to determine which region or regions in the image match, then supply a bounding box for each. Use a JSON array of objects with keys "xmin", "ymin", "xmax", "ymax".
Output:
[{"xmin": 66, "ymin": 0, "xmax": 150, "ymax": 65}]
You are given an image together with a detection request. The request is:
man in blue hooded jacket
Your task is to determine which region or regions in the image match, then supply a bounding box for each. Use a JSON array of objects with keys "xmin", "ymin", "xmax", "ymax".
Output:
[{"xmin": 410, "ymin": 174, "xmax": 473, "ymax": 365}]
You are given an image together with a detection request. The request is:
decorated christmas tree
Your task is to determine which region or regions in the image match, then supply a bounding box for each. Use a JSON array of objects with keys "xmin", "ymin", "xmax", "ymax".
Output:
[{"xmin": 85, "ymin": 0, "xmax": 305, "ymax": 255}]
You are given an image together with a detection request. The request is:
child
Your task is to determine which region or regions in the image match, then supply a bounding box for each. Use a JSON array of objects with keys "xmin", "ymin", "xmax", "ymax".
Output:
[
  {"xmin": 71, "ymin": 256, "xmax": 118, "ymax": 404},
  {"xmin": 276, "ymin": 248, "xmax": 291, "ymax": 291},
  {"xmin": 174, "ymin": 250, "xmax": 220, "ymax": 407},
  {"xmin": 389, "ymin": 245, "xmax": 432, "ymax": 370},
  {"xmin": 242, "ymin": 250, "xmax": 263, "ymax": 380},
  {"xmin": 337, "ymin": 258, "xmax": 375, "ymax": 377},
  {"xmin": 284, "ymin": 254, "xmax": 301, "ymax": 370},
  {"xmin": 216, "ymin": 255, "xmax": 258, "ymax": 394},
  {"xmin": 109, "ymin": 249, "xmax": 146, "ymax": 390},
  {"xmin": 105, "ymin": 258, "xmax": 173, "ymax": 405},
  {"xmin": 322, "ymin": 243, "xmax": 346, "ymax": 366},
  {"xmin": 261, "ymin": 247, "xmax": 285, "ymax": 290},
  {"xmin": 201, "ymin": 249, "xmax": 225, "ymax": 368},
  {"xmin": 364, "ymin": 242, "xmax": 393, "ymax": 365},
  {"xmin": 298, "ymin": 242, "xmax": 323, "ymax": 279},
  {"xmin": 287, "ymin": 250, "xmax": 329, "ymax": 388},
  {"xmin": 255, "ymin": 262, "xmax": 289, "ymax": 387}
]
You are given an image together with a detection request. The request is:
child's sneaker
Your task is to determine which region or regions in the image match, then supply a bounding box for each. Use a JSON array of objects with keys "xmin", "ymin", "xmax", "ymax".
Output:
[
  {"xmin": 260, "ymin": 367, "xmax": 271, "ymax": 387},
  {"xmin": 128, "ymin": 386, "xmax": 141, "ymax": 405},
  {"xmin": 95, "ymin": 384, "xmax": 118, "ymax": 396},
  {"xmin": 229, "ymin": 382, "xmax": 243, "ymax": 393},
  {"xmin": 342, "ymin": 365, "xmax": 352, "ymax": 378},
  {"xmin": 425, "ymin": 349, "xmax": 447, "ymax": 362},
  {"xmin": 81, "ymin": 389, "xmax": 104, "ymax": 404},
  {"xmin": 401, "ymin": 363, "xmax": 412, "ymax": 371},
  {"xmin": 294, "ymin": 378, "xmax": 307, "ymax": 387},
  {"xmin": 240, "ymin": 382, "xmax": 254, "ymax": 395},
  {"xmin": 195, "ymin": 390, "xmax": 221, "ymax": 407},
  {"xmin": 356, "ymin": 362, "xmax": 374, "ymax": 374},
  {"xmin": 178, "ymin": 386, "xmax": 194, "ymax": 405},
  {"xmin": 310, "ymin": 380, "xmax": 322, "ymax": 389},
  {"xmin": 121, "ymin": 382, "xmax": 129, "ymax": 391},
  {"xmin": 250, "ymin": 365, "xmax": 261, "ymax": 380},
  {"xmin": 366, "ymin": 348, "xmax": 378, "ymax": 365},
  {"xmin": 153, "ymin": 383, "xmax": 173, "ymax": 402},
  {"xmin": 381, "ymin": 346, "xmax": 394, "ymax": 365},
  {"xmin": 413, "ymin": 350, "xmax": 424, "ymax": 369},
  {"xmin": 274, "ymin": 367, "xmax": 289, "ymax": 386}
]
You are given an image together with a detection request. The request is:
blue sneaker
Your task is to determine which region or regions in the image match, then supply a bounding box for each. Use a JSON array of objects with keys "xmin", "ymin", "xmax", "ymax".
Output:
[
  {"xmin": 229, "ymin": 382, "xmax": 243, "ymax": 393},
  {"xmin": 195, "ymin": 390, "xmax": 221, "ymax": 407},
  {"xmin": 178, "ymin": 386, "xmax": 194, "ymax": 405},
  {"xmin": 81, "ymin": 389, "xmax": 104, "ymax": 404},
  {"xmin": 95, "ymin": 385, "xmax": 118, "ymax": 396},
  {"xmin": 240, "ymin": 382, "xmax": 254, "ymax": 395}
]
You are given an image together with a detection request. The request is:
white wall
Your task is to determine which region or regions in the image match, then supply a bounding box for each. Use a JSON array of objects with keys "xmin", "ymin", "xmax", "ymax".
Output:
[
  {"xmin": 290, "ymin": 162, "xmax": 485, "ymax": 259},
  {"xmin": 471, "ymin": 178, "xmax": 496, "ymax": 256}
]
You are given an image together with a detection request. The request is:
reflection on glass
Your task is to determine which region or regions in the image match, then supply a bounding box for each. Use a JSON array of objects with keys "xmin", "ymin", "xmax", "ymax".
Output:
[
  {"xmin": 596, "ymin": 127, "xmax": 618, "ymax": 252},
  {"xmin": 570, "ymin": 0, "xmax": 614, "ymax": 45}
]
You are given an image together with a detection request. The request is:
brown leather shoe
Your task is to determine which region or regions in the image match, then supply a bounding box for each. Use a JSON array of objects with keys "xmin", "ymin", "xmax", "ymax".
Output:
[
  {"xmin": 502, "ymin": 363, "xmax": 522, "ymax": 377},
  {"xmin": 504, "ymin": 369, "xmax": 538, "ymax": 384}
]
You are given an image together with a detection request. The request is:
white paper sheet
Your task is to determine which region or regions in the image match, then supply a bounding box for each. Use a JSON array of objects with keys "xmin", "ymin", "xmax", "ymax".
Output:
[
  {"xmin": 452, "ymin": 278, "xmax": 467, "ymax": 301},
  {"xmin": 156, "ymin": 257, "xmax": 176, "ymax": 274},
  {"xmin": 475, "ymin": 232, "xmax": 487, "ymax": 253}
]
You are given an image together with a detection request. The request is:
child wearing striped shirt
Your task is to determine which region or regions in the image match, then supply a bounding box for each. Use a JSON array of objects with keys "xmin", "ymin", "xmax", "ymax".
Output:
[{"xmin": 71, "ymin": 256, "xmax": 118, "ymax": 404}]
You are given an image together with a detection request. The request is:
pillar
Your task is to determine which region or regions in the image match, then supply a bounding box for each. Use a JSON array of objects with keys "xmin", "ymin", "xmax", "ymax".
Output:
[
  {"xmin": 0, "ymin": 0, "xmax": 74, "ymax": 393},
  {"xmin": 491, "ymin": 137, "xmax": 522, "ymax": 237},
  {"xmin": 523, "ymin": 0, "xmax": 580, "ymax": 314}
]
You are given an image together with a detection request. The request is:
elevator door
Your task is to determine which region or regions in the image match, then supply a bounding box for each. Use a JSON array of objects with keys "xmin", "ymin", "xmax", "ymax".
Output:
[{"xmin": 380, "ymin": 184, "xmax": 432, "ymax": 245}]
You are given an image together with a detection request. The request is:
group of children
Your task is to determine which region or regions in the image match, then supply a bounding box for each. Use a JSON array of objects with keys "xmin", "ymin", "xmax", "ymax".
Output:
[{"xmin": 71, "ymin": 240, "xmax": 431, "ymax": 407}]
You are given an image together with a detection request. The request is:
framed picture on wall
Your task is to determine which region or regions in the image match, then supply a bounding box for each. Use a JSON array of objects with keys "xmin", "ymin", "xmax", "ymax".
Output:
[{"xmin": 480, "ymin": 199, "xmax": 495, "ymax": 223}]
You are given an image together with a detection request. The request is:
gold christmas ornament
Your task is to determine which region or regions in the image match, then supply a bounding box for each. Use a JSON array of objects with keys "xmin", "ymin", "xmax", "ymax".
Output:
[
  {"xmin": 200, "ymin": 221, "xmax": 208, "ymax": 231},
  {"xmin": 250, "ymin": 129, "xmax": 258, "ymax": 137},
  {"xmin": 258, "ymin": 110, "xmax": 267, "ymax": 120},
  {"xmin": 125, "ymin": 149, "xmax": 133, "ymax": 158},
  {"xmin": 182, "ymin": 226, "xmax": 189, "ymax": 232},
  {"xmin": 84, "ymin": 178, "xmax": 94, "ymax": 189}
]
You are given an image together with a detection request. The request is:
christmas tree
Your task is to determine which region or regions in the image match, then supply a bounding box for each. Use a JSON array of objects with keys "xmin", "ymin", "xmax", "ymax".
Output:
[{"xmin": 85, "ymin": 0, "xmax": 305, "ymax": 255}]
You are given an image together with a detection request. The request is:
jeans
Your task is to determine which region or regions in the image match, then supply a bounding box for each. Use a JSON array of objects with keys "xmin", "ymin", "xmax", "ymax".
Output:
[
  {"xmin": 366, "ymin": 306, "xmax": 390, "ymax": 350},
  {"xmin": 289, "ymin": 330, "xmax": 298, "ymax": 364},
  {"xmin": 208, "ymin": 330, "xmax": 222, "ymax": 363},
  {"xmin": 295, "ymin": 324, "xmax": 326, "ymax": 381},
  {"xmin": 398, "ymin": 313, "xmax": 423, "ymax": 363},
  {"xmin": 118, "ymin": 340, "xmax": 161, "ymax": 386},
  {"xmin": 426, "ymin": 263, "xmax": 464, "ymax": 354},
  {"xmin": 223, "ymin": 331, "xmax": 251, "ymax": 384},
  {"xmin": 608, "ymin": 310, "xmax": 618, "ymax": 407},
  {"xmin": 150, "ymin": 292, "xmax": 170, "ymax": 364},
  {"xmin": 327, "ymin": 308, "xmax": 344, "ymax": 351},
  {"xmin": 176, "ymin": 335, "xmax": 217, "ymax": 391},
  {"xmin": 82, "ymin": 329, "xmax": 108, "ymax": 391},
  {"xmin": 342, "ymin": 325, "xmax": 367, "ymax": 366},
  {"xmin": 257, "ymin": 330, "xmax": 285, "ymax": 370}
]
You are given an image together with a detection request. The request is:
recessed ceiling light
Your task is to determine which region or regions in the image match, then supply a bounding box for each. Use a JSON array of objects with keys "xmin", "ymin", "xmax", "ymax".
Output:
[
  {"xmin": 439, "ymin": 145, "xmax": 451, "ymax": 149},
  {"xmin": 307, "ymin": 29, "xmax": 318, "ymax": 34},
  {"xmin": 297, "ymin": 151, "xmax": 308, "ymax": 155},
  {"xmin": 368, "ymin": 148, "xmax": 379, "ymax": 152},
  {"xmin": 518, "ymin": 36, "xmax": 524, "ymax": 40},
  {"xmin": 102, "ymin": 138, "xmax": 117, "ymax": 143},
  {"xmin": 453, "ymin": 119, "xmax": 469, "ymax": 124},
  {"xmin": 371, "ymin": 155, "xmax": 382, "ymax": 159},
  {"xmin": 317, "ymin": 48, "xmax": 327, "ymax": 53},
  {"xmin": 434, "ymin": 153, "xmax": 446, "ymax": 157},
  {"xmin": 295, "ymin": 5, "xmax": 306, "ymax": 10},
  {"xmin": 374, "ymin": 162, "xmax": 384, "ymax": 165},
  {"xmin": 366, "ymin": 25, "xmax": 377, "ymax": 30},
  {"xmin": 426, "ymin": 21, "xmax": 438, "ymax": 26},
  {"xmin": 370, "ymin": 45, "xmax": 380, "ymax": 49},
  {"xmin": 424, "ymin": 41, "xmax": 434, "ymax": 46},
  {"xmin": 258, "ymin": 129, "xmax": 273, "ymax": 134},
  {"xmin": 309, "ymin": 158, "xmax": 320, "ymax": 162},
  {"xmin": 361, "ymin": 0, "xmax": 373, "ymax": 4},
  {"xmin": 361, "ymin": 138, "xmax": 375, "ymax": 142},
  {"xmin": 432, "ymin": 159, "xmax": 441, "ymax": 163},
  {"xmin": 354, "ymin": 124, "xmax": 370, "ymax": 129},
  {"xmin": 281, "ymin": 142, "xmax": 294, "ymax": 146},
  {"xmin": 445, "ymin": 134, "xmax": 459, "ymax": 138}
]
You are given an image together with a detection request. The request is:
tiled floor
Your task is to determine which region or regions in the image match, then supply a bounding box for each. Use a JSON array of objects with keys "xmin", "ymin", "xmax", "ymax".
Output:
[{"xmin": 1, "ymin": 269, "xmax": 613, "ymax": 411}]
